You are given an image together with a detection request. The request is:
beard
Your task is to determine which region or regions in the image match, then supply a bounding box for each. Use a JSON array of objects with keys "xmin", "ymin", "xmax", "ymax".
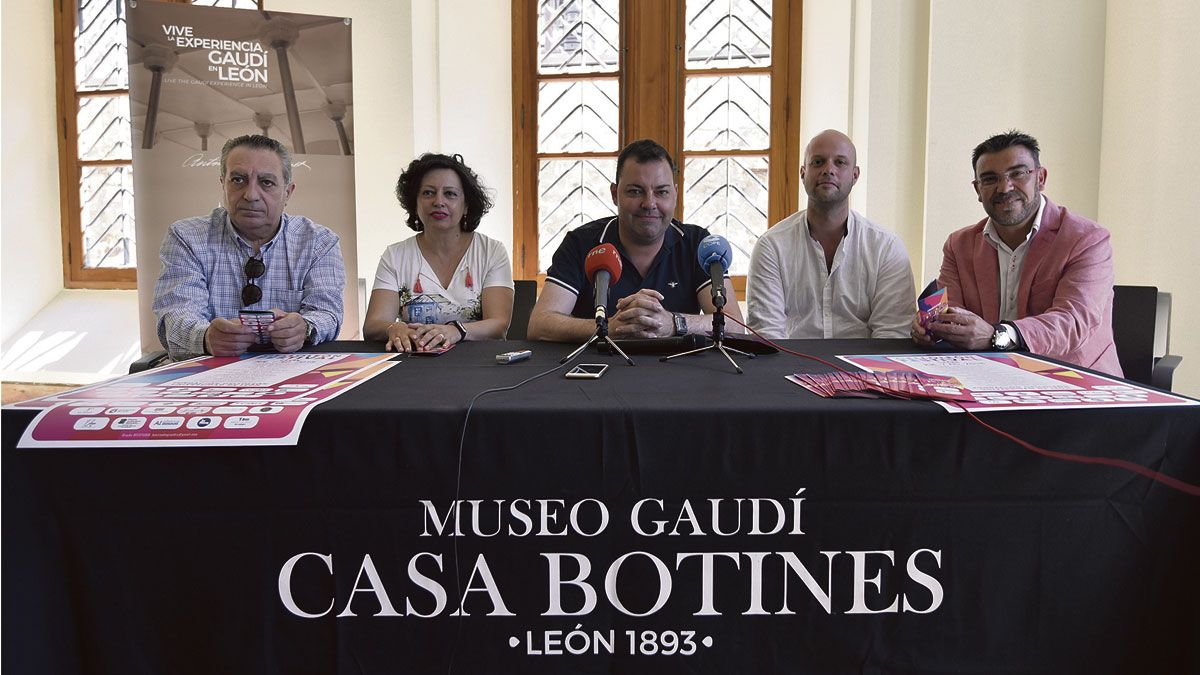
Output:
[
  {"xmin": 806, "ymin": 182, "xmax": 852, "ymax": 206},
  {"xmin": 987, "ymin": 191, "xmax": 1039, "ymax": 227}
]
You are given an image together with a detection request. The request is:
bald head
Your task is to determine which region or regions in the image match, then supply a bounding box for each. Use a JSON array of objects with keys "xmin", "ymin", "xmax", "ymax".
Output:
[
  {"xmin": 801, "ymin": 129, "xmax": 859, "ymax": 207},
  {"xmin": 804, "ymin": 129, "xmax": 857, "ymax": 166}
]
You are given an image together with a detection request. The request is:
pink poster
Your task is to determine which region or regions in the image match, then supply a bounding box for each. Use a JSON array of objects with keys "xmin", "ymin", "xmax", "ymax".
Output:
[
  {"xmin": 838, "ymin": 352, "xmax": 1198, "ymax": 413},
  {"xmin": 11, "ymin": 353, "xmax": 394, "ymax": 447}
]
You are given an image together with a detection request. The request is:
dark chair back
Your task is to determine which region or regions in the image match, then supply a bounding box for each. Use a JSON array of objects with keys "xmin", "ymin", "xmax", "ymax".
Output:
[
  {"xmin": 129, "ymin": 349, "xmax": 169, "ymax": 374},
  {"xmin": 507, "ymin": 280, "xmax": 538, "ymax": 340},
  {"xmin": 1112, "ymin": 285, "xmax": 1158, "ymax": 386}
]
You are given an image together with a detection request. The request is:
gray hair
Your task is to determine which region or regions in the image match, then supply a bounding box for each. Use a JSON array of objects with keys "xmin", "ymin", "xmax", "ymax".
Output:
[{"xmin": 219, "ymin": 134, "xmax": 294, "ymax": 185}]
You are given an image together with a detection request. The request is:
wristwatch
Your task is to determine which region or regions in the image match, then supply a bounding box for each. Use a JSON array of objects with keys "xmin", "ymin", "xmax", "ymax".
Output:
[
  {"xmin": 990, "ymin": 322, "xmax": 1018, "ymax": 351},
  {"xmin": 671, "ymin": 312, "xmax": 688, "ymax": 337},
  {"xmin": 447, "ymin": 320, "xmax": 467, "ymax": 341},
  {"xmin": 304, "ymin": 320, "xmax": 318, "ymax": 345}
]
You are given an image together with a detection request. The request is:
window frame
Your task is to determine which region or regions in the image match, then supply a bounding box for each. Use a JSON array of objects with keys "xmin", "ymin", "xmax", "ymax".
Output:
[
  {"xmin": 52, "ymin": 0, "xmax": 261, "ymax": 289},
  {"xmin": 54, "ymin": 0, "xmax": 141, "ymax": 288},
  {"xmin": 511, "ymin": 0, "xmax": 804, "ymax": 296}
]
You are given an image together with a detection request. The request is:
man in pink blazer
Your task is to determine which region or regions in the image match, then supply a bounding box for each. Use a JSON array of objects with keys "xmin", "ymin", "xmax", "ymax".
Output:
[{"xmin": 913, "ymin": 131, "xmax": 1122, "ymax": 377}]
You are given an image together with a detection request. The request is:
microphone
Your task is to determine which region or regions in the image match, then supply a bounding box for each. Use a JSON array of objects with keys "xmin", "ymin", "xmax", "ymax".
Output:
[
  {"xmin": 697, "ymin": 235, "xmax": 732, "ymax": 308},
  {"xmin": 584, "ymin": 244, "xmax": 622, "ymax": 322}
]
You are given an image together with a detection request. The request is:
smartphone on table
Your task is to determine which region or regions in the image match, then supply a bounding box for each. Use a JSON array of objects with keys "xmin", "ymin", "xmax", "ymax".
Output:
[{"xmin": 565, "ymin": 363, "xmax": 608, "ymax": 379}]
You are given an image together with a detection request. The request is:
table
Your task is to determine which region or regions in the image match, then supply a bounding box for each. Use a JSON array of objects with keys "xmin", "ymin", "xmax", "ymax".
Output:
[{"xmin": 5, "ymin": 339, "xmax": 1199, "ymax": 674}]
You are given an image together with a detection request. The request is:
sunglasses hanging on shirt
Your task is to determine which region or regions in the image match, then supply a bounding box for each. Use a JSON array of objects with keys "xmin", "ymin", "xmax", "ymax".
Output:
[{"xmin": 242, "ymin": 255, "xmax": 265, "ymax": 306}]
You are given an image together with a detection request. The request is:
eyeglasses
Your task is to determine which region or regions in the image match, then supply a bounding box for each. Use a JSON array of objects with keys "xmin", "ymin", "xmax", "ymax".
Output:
[
  {"xmin": 973, "ymin": 167, "xmax": 1038, "ymax": 188},
  {"xmin": 242, "ymin": 255, "xmax": 265, "ymax": 306}
]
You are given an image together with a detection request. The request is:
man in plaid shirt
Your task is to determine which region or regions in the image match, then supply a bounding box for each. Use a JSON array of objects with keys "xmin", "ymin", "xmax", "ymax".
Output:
[{"xmin": 152, "ymin": 134, "xmax": 344, "ymax": 360}]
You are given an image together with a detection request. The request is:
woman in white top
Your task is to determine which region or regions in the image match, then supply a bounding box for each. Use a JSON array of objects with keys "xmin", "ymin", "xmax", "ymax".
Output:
[{"xmin": 363, "ymin": 154, "xmax": 514, "ymax": 352}]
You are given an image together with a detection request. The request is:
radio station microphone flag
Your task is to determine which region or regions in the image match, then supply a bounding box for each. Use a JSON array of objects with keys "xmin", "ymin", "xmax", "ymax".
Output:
[
  {"xmin": 697, "ymin": 234, "xmax": 732, "ymax": 308},
  {"xmin": 584, "ymin": 244, "xmax": 622, "ymax": 321}
]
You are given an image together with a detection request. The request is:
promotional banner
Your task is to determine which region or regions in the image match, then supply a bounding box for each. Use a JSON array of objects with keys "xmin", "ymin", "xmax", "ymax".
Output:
[
  {"xmin": 9, "ymin": 353, "xmax": 396, "ymax": 447},
  {"xmin": 839, "ymin": 352, "xmax": 1199, "ymax": 412},
  {"xmin": 127, "ymin": 1, "xmax": 359, "ymax": 351}
]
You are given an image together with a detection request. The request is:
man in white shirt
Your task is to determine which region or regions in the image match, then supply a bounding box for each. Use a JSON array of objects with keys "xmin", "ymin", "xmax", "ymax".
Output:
[{"xmin": 746, "ymin": 129, "xmax": 915, "ymax": 339}]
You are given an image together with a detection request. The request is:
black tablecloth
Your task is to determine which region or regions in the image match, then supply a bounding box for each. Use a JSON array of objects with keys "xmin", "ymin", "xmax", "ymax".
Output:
[{"xmin": 5, "ymin": 339, "xmax": 1200, "ymax": 674}]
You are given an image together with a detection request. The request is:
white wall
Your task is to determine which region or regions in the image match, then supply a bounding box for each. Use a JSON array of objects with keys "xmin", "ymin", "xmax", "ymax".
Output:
[
  {"xmin": 1098, "ymin": 0, "xmax": 1200, "ymax": 395},
  {"xmin": 382, "ymin": 0, "xmax": 515, "ymax": 258},
  {"xmin": 800, "ymin": 0, "xmax": 928, "ymax": 282},
  {"xmin": 1, "ymin": 0, "xmax": 65, "ymax": 343},
  {"xmin": 434, "ymin": 0, "xmax": 514, "ymax": 257},
  {"xmin": 800, "ymin": 2, "xmax": 854, "ymax": 151},
  {"xmin": 921, "ymin": 0, "xmax": 1107, "ymax": 281},
  {"xmin": 850, "ymin": 0, "xmax": 929, "ymax": 275}
]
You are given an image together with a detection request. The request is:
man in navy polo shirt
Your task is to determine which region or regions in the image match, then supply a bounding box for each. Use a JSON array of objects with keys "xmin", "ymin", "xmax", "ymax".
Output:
[{"xmin": 528, "ymin": 139, "xmax": 743, "ymax": 342}]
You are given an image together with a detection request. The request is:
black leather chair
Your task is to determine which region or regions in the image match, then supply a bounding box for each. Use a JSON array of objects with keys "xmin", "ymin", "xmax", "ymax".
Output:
[
  {"xmin": 506, "ymin": 279, "xmax": 538, "ymax": 340},
  {"xmin": 1111, "ymin": 285, "xmax": 1182, "ymax": 390}
]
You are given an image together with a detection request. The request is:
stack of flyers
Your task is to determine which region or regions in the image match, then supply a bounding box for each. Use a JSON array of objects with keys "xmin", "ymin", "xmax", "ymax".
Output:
[{"xmin": 786, "ymin": 370, "xmax": 974, "ymax": 402}]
